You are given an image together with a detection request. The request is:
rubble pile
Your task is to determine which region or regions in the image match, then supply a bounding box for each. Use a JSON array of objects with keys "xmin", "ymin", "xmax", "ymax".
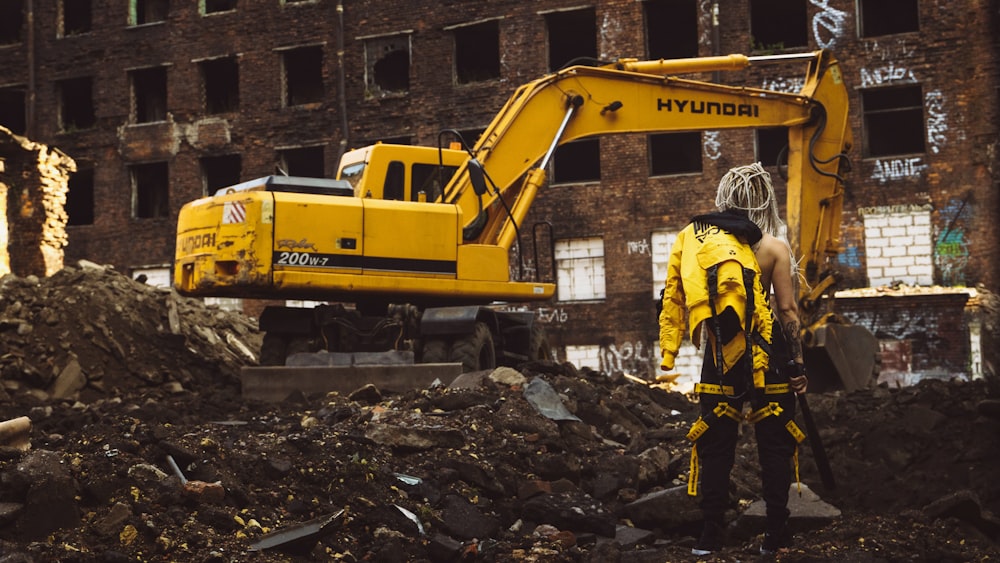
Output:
[{"xmin": 0, "ymin": 263, "xmax": 998, "ymax": 562}]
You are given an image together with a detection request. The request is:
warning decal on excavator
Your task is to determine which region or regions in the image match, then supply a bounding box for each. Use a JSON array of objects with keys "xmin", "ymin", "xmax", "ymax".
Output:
[{"xmin": 223, "ymin": 201, "xmax": 246, "ymax": 224}]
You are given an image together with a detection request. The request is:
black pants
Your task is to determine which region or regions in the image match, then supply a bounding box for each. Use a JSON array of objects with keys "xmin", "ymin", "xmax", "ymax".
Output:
[{"xmin": 697, "ymin": 348, "xmax": 797, "ymax": 525}]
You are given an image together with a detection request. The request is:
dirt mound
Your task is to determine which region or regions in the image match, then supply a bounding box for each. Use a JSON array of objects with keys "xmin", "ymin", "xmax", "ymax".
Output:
[{"xmin": 0, "ymin": 264, "xmax": 998, "ymax": 562}]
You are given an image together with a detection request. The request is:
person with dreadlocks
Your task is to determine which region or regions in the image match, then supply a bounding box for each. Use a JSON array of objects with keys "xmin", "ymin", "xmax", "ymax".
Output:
[{"xmin": 658, "ymin": 162, "xmax": 808, "ymax": 556}]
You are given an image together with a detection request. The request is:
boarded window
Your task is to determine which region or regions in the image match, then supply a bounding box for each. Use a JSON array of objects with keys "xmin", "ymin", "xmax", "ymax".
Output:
[
  {"xmin": 861, "ymin": 207, "xmax": 932, "ymax": 287},
  {"xmin": 200, "ymin": 154, "xmax": 241, "ymax": 195},
  {"xmin": 859, "ymin": 0, "xmax": 918, "ymax": 37},
  {"xmin": 453, "ymin": 20, "xmax": 501, "ymax": 84},
  {"xmin": 278, "ymin": 146, "xmax": 325, "ymax": 178},
  {"xmin": 67, "ymin": 168, "xmax": 95, "ymax": 226},
  {"xmin": 130, "ymin": 66, "xmax": 168, "ymax": 123},
  {"xmin": 555, "ymin": 237, "xmax": 606, "ymax": 301},
  {"xmin": 283, "ymin": 46, "xmax": 324, "ymax": 106},
  {"xmin": 863, "ymin": 85, "xmax": 925, "ymax": 157},
  {"xmin": 58, "ymin": 77, "xmax": 96, "ymax": 132},
  {"xmin": 201, "ymin": 57, "xmax": 239, "ymax": 114},
  {"xmin": 130, "ymin": 0, "xmax": 168, "ymax": 25},
  {"xmin": 650, "ymin": 132, "xmax": 702, "ymax": 176},
  {"xmin": 645, "ymin": 0, "xmax": 698, "ymax": 59},
  {"xmin": 651, "ymin": 230, "xmax": 677, "ymax": 299},
  {"xmin": 365, "ymin": 35, "xmax": 411, "ymax": 94},
  {"xmin": 59, "ymin": 0, "xmax": 92, "ymax": 37},
  {"xmin": 749, "ymin": 0, "xmax": 807, "ymax": 51},
  {"xmin": 545, "ymin": 8, "xmax": 597, "ymax": 71},
  {"xmin": 131, "ymin": 162, "xmax": 169, "ymax": 219},
  {"xmin": 552, "ymin": 139, "xmax": 600, "ymax": 184}
]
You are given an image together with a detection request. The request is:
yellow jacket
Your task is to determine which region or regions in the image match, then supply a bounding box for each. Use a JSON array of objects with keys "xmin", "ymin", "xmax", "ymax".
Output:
[{"xmin": 659, "ymin": 217, "xmax": 772, "ymax": 386}]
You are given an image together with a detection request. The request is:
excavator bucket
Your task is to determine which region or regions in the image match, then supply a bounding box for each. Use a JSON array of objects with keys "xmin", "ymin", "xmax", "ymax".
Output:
[{"xmin": 802, "ymin": 314, "xmax": 880, "ymax": 393}]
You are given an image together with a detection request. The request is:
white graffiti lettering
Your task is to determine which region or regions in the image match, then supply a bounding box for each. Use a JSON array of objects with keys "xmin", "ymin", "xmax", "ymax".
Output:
[
  {"xmin": 810, "ymin": 0, "xmax": 847, "ymax": 50},
  {"xmin": 762, "ymin": 76, "xmax": 804, "ymax": 93},
  {"xmin": 704, "ymin": 131, "xmax": 722, "ymax": 160},
  {"xmin": 599, "ymin": 341, "xmax": 653, "ymax": 376},
  {"xmin": 627, "ymin": 239, "xmax": 651, "ymax": 255},
  {"xmin": 871, "ymin": 158, "xmax": 927, "ymax": 183},
  {"xmin": 925, "ymin": 90, "xmax": 948, "ymax": 155},
  {"xmin": 860, "ymin": 63, "xmax": 918, "ymax": 88},
  {"xmin": 536, "ymin": 307, "xmax": 568, "ymax": 324}
]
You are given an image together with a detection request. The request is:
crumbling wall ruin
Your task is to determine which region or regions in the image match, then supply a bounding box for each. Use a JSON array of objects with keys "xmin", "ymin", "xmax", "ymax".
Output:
[{"xmin": 0, "ymin": 126, "xmax": 75, "ymax": 277}]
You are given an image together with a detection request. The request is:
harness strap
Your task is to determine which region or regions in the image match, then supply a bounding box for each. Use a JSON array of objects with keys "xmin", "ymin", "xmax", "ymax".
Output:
[
  {"xmin": 694, "ymin": 383, "xmax": 736, "ymax": 395},
  {"xmin": 764, "ymin": 383, "xmax": 791, "ymax": 394},
  {"xmin": 747, "ymin": 401, "xmax": 784, "ymax": 424},
  {"xmin": 706, "ymin": 264, "xmax": 725, "ymax": 378}
]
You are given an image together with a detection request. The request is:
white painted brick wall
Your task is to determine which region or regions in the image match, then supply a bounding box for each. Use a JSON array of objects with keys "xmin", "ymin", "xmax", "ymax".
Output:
[{"xmin": 861, "ymin": 207, "xmax": 933, "ymax": 287}]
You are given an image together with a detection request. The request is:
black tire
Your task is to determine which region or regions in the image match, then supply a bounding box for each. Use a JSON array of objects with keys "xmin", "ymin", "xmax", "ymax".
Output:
[
  {"xmin": 528, "ymin": 324, "xmax": 553, "ymax": 361},
  {"xmin": 449, "ymin": 322, "xmax": 495, "ymax": 372},
  {"xmin": 420, "ymin": 338, "xmax": 449, "ymax": 363},
  {"xmin": 259, "ymin": 333, "xmax": 287, "ymax": 366}
]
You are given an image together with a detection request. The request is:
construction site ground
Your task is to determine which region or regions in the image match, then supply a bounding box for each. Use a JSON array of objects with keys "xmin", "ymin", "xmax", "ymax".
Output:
[{"xmin": 0, "ymin": 262, "xmax": 998, "ymax": 562}]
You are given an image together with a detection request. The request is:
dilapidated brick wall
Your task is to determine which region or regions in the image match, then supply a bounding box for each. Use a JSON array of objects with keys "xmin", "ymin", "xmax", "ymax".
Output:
[{"xmin": 0, "ymin": 126, "xmax": 75, "ymax": 278}]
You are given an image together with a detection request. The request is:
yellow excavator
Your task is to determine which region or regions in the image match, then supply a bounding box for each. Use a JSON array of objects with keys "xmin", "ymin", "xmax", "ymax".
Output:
[{"xmin": 174, "ymin": 49, "xmax": 877, "ymax": 392}]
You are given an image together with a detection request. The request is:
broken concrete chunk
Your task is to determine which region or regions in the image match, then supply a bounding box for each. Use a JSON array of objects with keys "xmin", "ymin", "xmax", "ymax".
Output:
[{"xmin": 523, "ymin": 377, "xmax": 581, "ymax": 422}]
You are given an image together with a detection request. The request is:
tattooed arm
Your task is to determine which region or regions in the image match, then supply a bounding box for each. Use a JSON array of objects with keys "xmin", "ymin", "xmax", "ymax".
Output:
[{"xmin": 762, "ymin": 234, "xmax": 808, "ymax": 393}]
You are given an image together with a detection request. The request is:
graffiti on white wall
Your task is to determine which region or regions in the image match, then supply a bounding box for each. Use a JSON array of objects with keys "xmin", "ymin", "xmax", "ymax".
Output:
[
  {"xmin": 810, "ymin": 0, "xmax": 848, "ymax": 50},
  {"xmin": 860, "ymin": 63, "xmax": 918, "ymax": 88},
  {"xmin": 925, "ymin": 90, "xmax": 949, "ymax": 155},
  {"xmin": 871, "ymin": 157, "xmax": 927, "ymax": 183},
  {"xmin": 704, "ymin": 131, "xmax": 722, "ymax": 160},
  {"xmin": 627, "ymin": 239, "xmax": 651, "ymax": 255},
  {"xmin": 599, "ymin": 340, "xmax": 654, "ymax": 376}
]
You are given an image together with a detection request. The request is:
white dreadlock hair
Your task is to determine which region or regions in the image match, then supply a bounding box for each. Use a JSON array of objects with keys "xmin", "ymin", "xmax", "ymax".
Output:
[{"xmin": 715, "ymin": 162, "xmax": 787, "ymax": 239}]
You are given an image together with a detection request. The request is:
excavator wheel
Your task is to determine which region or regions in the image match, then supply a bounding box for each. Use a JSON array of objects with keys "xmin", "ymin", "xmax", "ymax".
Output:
[
  {"xmin": 449, "ymin": 322, "xmax": 496, "ymax": 372},
  {"xmin": 528, "ymin": 324, "xmax": 553, "ymax": 361},
  {"xmin": 420, "ymin": 338, "xmax": 450, "ymax": 364}
]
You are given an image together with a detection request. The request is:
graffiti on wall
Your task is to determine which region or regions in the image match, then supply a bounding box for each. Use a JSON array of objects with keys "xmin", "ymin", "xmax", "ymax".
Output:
[
  {"xmin": 810, "ymin": 0, "xmax": 848, "ymax": 50},
  {"xmin": 761, "ymin": 76, "xmax": 804, "ymax": 93},
  {"xmin": 627, "ymin": 239, "xmax": 651, "ymax": 255},
  {"xmin": 934, "ymin": 197, "xmax": 972, "ymax": 286},
  {"xmin": 599, "ymin": 340, "xmax": 655, "ymax": 377},
  {"xmin": 859, "ymin": 62, "xmax": 917, "ymax": 88},
  {"xmin": 925, "ymin": 90, "xmax": 949, "ymax": 155},
  {"xmin": 871, "ymin": 157, "xmax": 927, "ymax": 183},
  {"xmin": 837, "ymin": 243, "xmax": 862, "ymax": 268},
  {"xmin": 704, "ymin": 131, "xmax": 722, "ymax": 160}
]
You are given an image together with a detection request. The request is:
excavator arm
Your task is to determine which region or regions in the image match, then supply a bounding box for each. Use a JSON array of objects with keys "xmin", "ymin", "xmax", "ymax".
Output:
[{"xmin": 442, "ymin": 50, "xmax": 851, "ymax": 299}]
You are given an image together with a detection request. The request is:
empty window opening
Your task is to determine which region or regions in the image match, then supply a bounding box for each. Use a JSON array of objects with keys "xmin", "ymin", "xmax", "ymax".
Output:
[
  {"xmin": 278, "ymin": 146, "xmax": 324, "ymax": 178},
  {"xmin": 0, "ymin": 88, "xmax": 26, "ymax": 135},
  {"xmin": 130, "ymin": 66, "xmax": 168, "ymax": 123},
  {"xmin": 649, "ymin": 132, "xmax": 702, "ymax": 176},
  {"xmin": 545, "ymin": 8, "xmax": 597, "ymax": 71},
  {"xmin": 200, "ymin": 154, "xmax": 241, "ymax": 195},
  {"xmin": 201, "ymin": 57, "xmax": 239, "ymax": 114},
  {"xmin": 66, "ymin": 168, "xmax": 95, "ymax": 226},
  {"xmin": 130, "ymin": 0, "xmax": 168, "ymax": 25},
  {"xmin": 552, "ymin": 139, "xmax": 600, "ymax": 184},
  {"xmin": 0, "ymin": 1, "xmax": 23, "ymax": 45},
  {"xmin": 859, "ymin": 0, "xmax": 918, "ymax": 37},
  {"xmin": 283, "ymin": 46, "xmax": 324, "ymax": 106},
  {"xmin": 454, "ymin": 21, "xmax": 501, "ymax": 84},
  {"xmin": 555, "ymin": 237, "xmax": 606, "ymax": 301},
  {"xmin": 59, "ymin": 0, "xmax": 92, "ymax": 36},
  {"xmin": 365, "ymin": 36, "xmax": 411, "ymax": 94},
  {"xmin": 645, "ymin": 0, "xmax": 699, "ymax": 59},
  {"xmin": 58, "ymin": 77, "xmax": 96, "ymax": 132},
  {"xmin": 862, "ymin": 85, "xmax": 925, "ymax": 157},
  {"xmin": 755, "ymin": 127, "xmax": 788, "ymax": 168},
  {"xmin": 749, "ymin": 0, "xmax": 807, "ymax": 51},
  {"xmin": 203, "ymin": 0, "xmax": 236, "ymax": 14},
  {"xmin": 131, "ymin": 162, "xmax": 169, "ymax": 219}
]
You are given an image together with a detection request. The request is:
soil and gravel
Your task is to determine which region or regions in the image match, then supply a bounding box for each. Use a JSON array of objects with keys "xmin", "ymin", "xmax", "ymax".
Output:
[{"xmin": 0, "ymin": 261, "xmax": 998, "ymax": 562}]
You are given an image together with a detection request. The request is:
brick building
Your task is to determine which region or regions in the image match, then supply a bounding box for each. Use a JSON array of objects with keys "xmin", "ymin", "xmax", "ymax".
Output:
[{"xmin": 0, "ymin": 0, "xmax": 996, "ymax": 380}]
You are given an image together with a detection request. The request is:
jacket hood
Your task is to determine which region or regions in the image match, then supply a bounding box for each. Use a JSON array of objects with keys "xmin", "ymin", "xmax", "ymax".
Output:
[{"xmin": 690, "ymin": 210, "xmax": 763, "ymax": 246}]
